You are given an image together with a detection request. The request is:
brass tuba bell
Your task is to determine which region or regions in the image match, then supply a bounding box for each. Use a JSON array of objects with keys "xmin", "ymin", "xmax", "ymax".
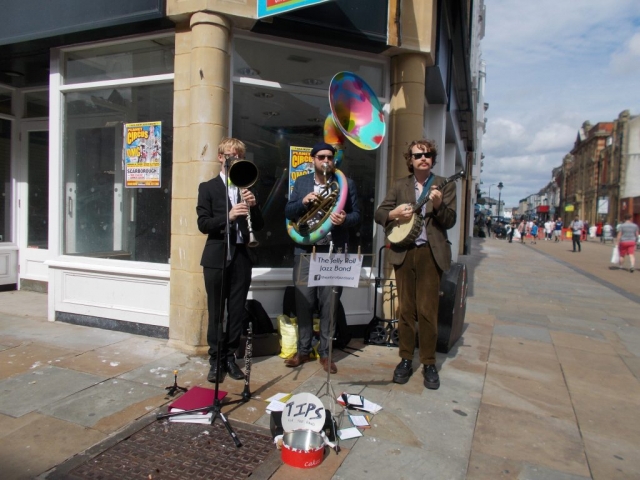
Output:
[{"xmin": 288, "ymin": 72, "xmax": 386, "ymax": 245}]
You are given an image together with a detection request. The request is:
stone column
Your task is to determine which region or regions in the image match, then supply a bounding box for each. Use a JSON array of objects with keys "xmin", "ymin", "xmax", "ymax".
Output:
[
  {"xmin": 388, "ymin": 53, "xmax": 428, "ymax": 183},
  {"xmin": 381, "ymin": 53, "xmax": 428, "ymax": 314},
  {"xmin": 168, "ymin": 12, "xmax": 232, "ymax": 353}
]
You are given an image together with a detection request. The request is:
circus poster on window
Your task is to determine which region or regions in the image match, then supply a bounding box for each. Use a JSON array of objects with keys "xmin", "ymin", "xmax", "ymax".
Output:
[{"xmin": 123, "ymin": 121, "xmax": 162, "ymax": 188}]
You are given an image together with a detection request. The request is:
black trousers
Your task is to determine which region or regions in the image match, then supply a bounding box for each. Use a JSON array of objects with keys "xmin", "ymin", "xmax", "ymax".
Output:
[
  {"xmin": 572, "ymin": 234, "xmax": 581, "ymax": 252},
  {"xmin": 204, "ymin": 245, "xmax": 252, "ymax": 364}
]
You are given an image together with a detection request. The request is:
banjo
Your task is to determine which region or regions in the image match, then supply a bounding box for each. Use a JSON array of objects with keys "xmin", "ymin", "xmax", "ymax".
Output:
[{"xmin": 385, "ymin": 171, "xmax": 465, "ymax": 247}]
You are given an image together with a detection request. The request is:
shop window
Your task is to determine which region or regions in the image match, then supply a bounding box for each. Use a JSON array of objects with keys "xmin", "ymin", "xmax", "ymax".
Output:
[
  {"xmin": 27, "ymin": 131, "xmax": 49, "ymax": 248},
  {"xmin": 233, "ymin": 38, "xmax": 384, "ymax": 96},
  {"xmin": 24, "ymin": 90, "xmax": 49, "ymax": 118},
  {"xmin": 232, "ymin": 39, "xmax": 385, "ymax": 269},
  {"xmin": 62, "ymin": 83, "xmax": 173, "ymax": 263},
  {"xmin": 0, "ymin": 119, "xmax": 10, "ymax": 242},
  {"xmin": 0, "ymin": 88, "xmax": 10, "ymax": 115},
  {"xmin": 64, "ymin": 37, "xmax": 174, "ymax": 85}
]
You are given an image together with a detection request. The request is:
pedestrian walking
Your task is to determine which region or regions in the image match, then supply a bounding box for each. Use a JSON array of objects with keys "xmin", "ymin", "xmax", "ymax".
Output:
[
  {"xmin": 530, "ymin": 221, "xmax": 538, "ymax": 244},
  {"xmin": 517, "ymin": 217, "xmax": 526, "ymax": 244},
  {"xmin": 544, "ymin": 219, "xmax": 553, "ymax": 241},
  {"xmin": 554, "ymin": 217, "xmax": 563, "ymax": 242},
  {"xmin": 570, "ymin": 216, "xmax": 583, "ymax": 252},
  {"xmin": 615, "ymin": 214, "xmax": 639, "ymax": 272}
]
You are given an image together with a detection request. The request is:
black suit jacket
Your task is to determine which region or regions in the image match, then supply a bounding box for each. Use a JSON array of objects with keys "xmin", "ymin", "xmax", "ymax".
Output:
[{"xmin": 197, "ymin": 176, "xmax": 264, "ymax": 268}]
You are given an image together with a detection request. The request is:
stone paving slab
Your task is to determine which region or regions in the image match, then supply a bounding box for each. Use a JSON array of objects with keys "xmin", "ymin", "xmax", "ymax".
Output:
[
  {"xmin": 38, "ymin": 378, "xmax": 166, "ymax": 429},
  {"xmin": 0, "ymin": 342, "xmax": 80, "ymax": 380},
  {"xmin": 0, "ymin": 366, "xmax": 105, "ymax": 417}
]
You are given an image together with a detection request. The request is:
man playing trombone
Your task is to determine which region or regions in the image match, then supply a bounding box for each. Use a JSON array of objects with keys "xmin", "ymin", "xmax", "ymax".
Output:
[
  {"xmin": 197, "ymin": 137, "xmax": 264, "ymax": 383},
  {"xmin": 284, "ymin": 142, "xmax": 360, "ymax": 374}
]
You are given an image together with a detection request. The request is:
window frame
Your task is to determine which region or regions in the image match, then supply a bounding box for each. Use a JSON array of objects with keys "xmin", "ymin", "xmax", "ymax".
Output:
[{"xmin": 52, "ymin": 32, "xmax": 175, "ymax": 268}]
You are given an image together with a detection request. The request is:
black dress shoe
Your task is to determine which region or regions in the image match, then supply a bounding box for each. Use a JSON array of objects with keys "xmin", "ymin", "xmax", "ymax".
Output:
[
  {"xmin": 393, "ymin": 359, "xmax": 413, "ymax": 384},
  {"xmin": 225, "ymin": 359, "xmax": 245, "ymax": 380},
  {"xmin": 207, "ymin": 363, "xmax": 226, "ymax": 383},
  {"xmin": 423, "ymin": 364, "xmax": 440, "ymax": 390}
]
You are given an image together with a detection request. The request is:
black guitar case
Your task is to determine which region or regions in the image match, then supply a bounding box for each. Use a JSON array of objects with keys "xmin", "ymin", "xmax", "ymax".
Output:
[{"xmin": 436, "ymin": 262, "xmax": 468, "ymax": 353}]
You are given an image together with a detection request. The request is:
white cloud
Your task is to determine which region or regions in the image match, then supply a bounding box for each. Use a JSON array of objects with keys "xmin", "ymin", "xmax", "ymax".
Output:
[
  {"xmin": 610, "ymin": 32, "xmax": 640, "ymax": 74},
  {"xmin": 526, "ymin": 123, "xmax": 576, "ymax": 153},
  {"xmin": 479, "ymin": 0, "xmax": 640, "ymax": 208}
]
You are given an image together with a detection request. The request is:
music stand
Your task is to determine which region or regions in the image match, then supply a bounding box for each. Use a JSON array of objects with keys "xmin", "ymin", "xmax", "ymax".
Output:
[
  {"xmin": 296, "ymin": 249, "xmax": 374, "ymax": 419},
  {"xmin": 157, "ymin": 155, "xmax": 243, "ymax": 448}
]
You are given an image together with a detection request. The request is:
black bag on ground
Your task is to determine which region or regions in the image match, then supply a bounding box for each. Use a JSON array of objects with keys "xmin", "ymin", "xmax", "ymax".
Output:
[
  {"xmin": 243, "ymin": 299, "xmax": 276, "ymax": 335},
  {"xmin": 436, "ymin": 262, "xmax": 467, "ymax": 353},
  {"xmin": 333, "ymin": 300, "xmax": 352, "ymax": 349},
  {"xmin": 282, "ymin": 285, "xmax": 297, "ymax": 318}
]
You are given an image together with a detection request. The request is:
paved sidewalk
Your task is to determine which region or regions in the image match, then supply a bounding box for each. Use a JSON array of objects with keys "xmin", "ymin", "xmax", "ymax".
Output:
[
  {"xmin": 521, "ymin": 235, "xmax": 640, "ymax": 299},
  {"xmin": 0, "ymin": 237, "xmax": 638, "ymax": 479}
]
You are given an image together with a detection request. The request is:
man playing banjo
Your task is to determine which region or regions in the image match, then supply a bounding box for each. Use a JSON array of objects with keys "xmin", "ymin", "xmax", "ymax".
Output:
[{"xmin": 374, "ymin": 139, "xmax": 457, "ymax": 389}]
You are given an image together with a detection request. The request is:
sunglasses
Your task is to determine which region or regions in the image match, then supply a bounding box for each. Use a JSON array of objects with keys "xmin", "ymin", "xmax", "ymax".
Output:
[
  {"xmin": 315, "ymin": 155, "xmax": 335, "ymax": 160},
  {"xmin": 411, "ymin": 151, "xmax": 435, "ymax": 160}
]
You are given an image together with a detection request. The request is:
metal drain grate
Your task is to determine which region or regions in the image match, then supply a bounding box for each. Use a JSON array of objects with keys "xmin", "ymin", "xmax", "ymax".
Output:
[{"xmin": 66, "ymin": 420, "xmax": 274, "ymax": 479}]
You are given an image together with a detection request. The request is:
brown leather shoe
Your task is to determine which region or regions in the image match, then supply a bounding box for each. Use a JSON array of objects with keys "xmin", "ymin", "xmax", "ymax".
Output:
[
  {"xmin": 319, "ymin": 357, "xmax": 337, "ymax": 374},
  {"xmin": 284, "ymin": 352, "xmax": 311, "ymax": 368}
]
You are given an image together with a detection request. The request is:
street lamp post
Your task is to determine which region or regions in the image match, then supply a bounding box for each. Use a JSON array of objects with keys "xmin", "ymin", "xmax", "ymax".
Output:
[
  {"xmin": 488, "ymin": 183, "xmax": 496, "ymax": 214},
  {"xmin": 497, "ymin": 182, "xmax": 504, "ymax": 218}
]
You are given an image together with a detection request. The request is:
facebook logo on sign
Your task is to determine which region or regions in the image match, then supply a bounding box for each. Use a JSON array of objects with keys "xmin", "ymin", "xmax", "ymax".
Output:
[{"xmin": 314, "ymin": 274, "xmax": 321, "ymax": 281}]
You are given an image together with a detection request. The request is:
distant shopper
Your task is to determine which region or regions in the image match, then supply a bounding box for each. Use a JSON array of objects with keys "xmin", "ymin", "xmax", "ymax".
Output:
[
  {"xmin": 616, "ymin": 214, "xmax": 639, "ymax": 272},
  {"xmin": 530, "ymin": 221, "xmax": 538, "ymax": 244},
  {"xmin": 583, "ymin": 221, "xmax": 590, "ymax": 241},
  {"xmin": 554, "ymin": 217, "xmax": 563, "ymax": 242},
  {"xmin": 602, "ymin": 222, "xmax": 613, "ymax": 243},
  {"xmin": 570, "ymin": 216, "xmax": 583, "ymax": 252},
  {"xmin": 544, "ymin": 220, "xmax": 553, "ymax": 241},
  {"xmin": 517, "ymin": 218, "xmax": 526, "ymax": 244}
]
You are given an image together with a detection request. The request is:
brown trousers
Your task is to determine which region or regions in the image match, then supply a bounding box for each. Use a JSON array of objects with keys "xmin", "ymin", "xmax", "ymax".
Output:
[{"xmin": 393, "ymin": 243, "xmax": 441, "ymax": 365}]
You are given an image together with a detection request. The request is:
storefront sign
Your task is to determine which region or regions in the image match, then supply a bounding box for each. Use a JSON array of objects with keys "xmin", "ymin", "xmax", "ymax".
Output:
[
  {"xmin": 597, "ymin": 197, "xmax": 609, "ymax": 215},
  {"xmin": 257, "ymin": 0, "xmax": 332, "ymax": 19},
  {"xmin": 308, "ymin": 253, "xmax": 363, "ymax": 288},
  {"xmin": 288, "ymin": 146, "xmax": 313, "ymax": 198},
  {"xmin": 124, "ymin": 121, "xmax": 162, "ymax": 188},
  {"xmin": 564, "ymin": 204, "xmax": 574, "ymax": 212}
]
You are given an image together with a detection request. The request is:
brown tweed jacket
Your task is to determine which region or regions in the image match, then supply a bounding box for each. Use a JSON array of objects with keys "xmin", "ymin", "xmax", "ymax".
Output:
[{"xmin": 374, "ymin": 174, "xmax": 457, "ymax": 272}]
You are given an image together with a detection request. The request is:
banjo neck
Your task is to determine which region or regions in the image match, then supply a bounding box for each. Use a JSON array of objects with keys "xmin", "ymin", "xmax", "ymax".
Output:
[{"xmin": 411, "ymin": 170, "xmax": 465, "ymax": 213}]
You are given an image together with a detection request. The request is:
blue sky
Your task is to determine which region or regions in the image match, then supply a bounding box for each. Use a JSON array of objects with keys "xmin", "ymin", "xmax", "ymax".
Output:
[{"xmin": 481, "ymin": 0, "xmax": 640, "ymax": 208}]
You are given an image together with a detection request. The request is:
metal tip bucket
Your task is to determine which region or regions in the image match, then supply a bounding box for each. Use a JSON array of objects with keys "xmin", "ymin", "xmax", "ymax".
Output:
[{"xmin": 281, "ymin": 431, "xmax": 325, "ymax": 468}]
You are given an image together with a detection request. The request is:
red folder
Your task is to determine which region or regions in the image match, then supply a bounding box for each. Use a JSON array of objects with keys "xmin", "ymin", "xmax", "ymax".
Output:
[{"xmin": 168, "ymin": 386, "xmax": 228, "ymax": 413}]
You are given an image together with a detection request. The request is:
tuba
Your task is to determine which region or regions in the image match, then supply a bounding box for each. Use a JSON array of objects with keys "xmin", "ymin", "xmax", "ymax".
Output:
[
  {"xmin": 228, "ymin": 159, "xmax": 260, "ymax": 247},
  {"xmin": 287, "ymin": 72, "xmax": 386, "ymax": 245}
]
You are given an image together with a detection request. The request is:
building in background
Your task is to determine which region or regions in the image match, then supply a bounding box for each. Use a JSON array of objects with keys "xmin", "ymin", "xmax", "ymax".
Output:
[
  {"xmin": 0, "ymin": 0, "xmax": 485, "ymax": 353},
  {"xmin": 557, "ymin": 111, "xmax": 638, "ymax": 227}
]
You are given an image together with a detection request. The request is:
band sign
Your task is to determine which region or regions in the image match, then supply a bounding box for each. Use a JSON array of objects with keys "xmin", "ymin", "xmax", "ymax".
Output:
[
  {"xmin": 308, "ymin": 253, "xmax": 363, "ymax": 288},
  {"xmin": 257, "ymin": 0, "xmax": 332, "ymax": 19}
]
